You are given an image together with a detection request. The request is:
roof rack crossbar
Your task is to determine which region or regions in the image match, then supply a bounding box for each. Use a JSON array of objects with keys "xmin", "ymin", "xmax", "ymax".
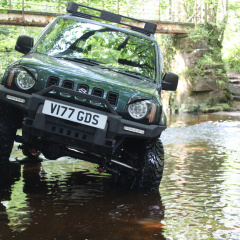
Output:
[{"xmin": 67, "ymin": 2, "xmax": 157, "ymax": 36}]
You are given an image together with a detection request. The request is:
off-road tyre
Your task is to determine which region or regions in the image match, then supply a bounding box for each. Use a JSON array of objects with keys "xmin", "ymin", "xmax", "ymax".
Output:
[
  {"xmin": 115, "ymin": 139, "xmax": 164, "ymax": 191},
  {"xmin": 139, "ymin": 139, "xmax": 164, "ymax": 191},
  {"xmin": 0, "ymin": 103, "xmax": 22, "ymax": 164}
]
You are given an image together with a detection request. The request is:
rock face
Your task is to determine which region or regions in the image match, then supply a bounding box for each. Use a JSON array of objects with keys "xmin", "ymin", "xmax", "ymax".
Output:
[
  {"xmin": 163, "ymin": 36, "xmax": 231, "ymax": 113},
  {"xmin": 228, "ymin": 73, "xmax": 240, "ymax": 110}
]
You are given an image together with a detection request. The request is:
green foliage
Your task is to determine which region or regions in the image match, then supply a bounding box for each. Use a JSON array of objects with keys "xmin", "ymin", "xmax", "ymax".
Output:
[
  {"xmin": 181, "ymin": 0, "xmax": 195, "ymax": 17},
  {"xmin": 188, "ymin": 23, "xmax": 224, "ymax": 49},
  {"xmin": 197, "ymin": 53, "xmax": 224, "ymax": 73},
  {"xmin": 156, "ymin": 34, "xmax": 176, "ymax": 72},
  {"xmin": 0, "ymin": 26, "xmax": 20, "ymax": 77},
  {"xmin": 222, "ymin": 0, "xmax": 240, "ymax": 73},
  {"xmin": 197, "ymin": 54, "xmax": 218, "ymax": 68},
  {"xmin": 0, "ymin": 25, "xmax": 42, "ymax": 78},
  {"xmin": 187, "ymin": 25, "xmax": 209, "ymax": 42},
  {"xmin": 184, "ymin": 66, "xmax": 200, "ymax": 82},
  {"xmin": 205, "ymin": 103, "xmax": 231, "ymax": 112},
  {"xmin": 184, "ymin": 22, "xmax": 228, "ymax": 88},
  {"xmin": 0, "ymin": 0, "xmax": 138, "ymax": 14},
  {"xmin": 224, "ymin": 46, "xmax": 240, "ymax": 73}
]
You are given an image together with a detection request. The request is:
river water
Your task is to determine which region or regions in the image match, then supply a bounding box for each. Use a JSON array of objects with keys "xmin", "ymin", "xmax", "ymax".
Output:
[{"xmin": 0, "ymin": 112, "xmax": 240, "ymax": 240}]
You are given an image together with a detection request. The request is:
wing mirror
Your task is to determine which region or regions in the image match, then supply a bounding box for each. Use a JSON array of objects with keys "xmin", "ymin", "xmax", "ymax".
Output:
[
  {"xmin": 15, "ymin": 35, "xmax": 34, "ymax": 54},
  {"xmin": 162, "ymin": 72, "xmax": 178, "ymax": 91}
]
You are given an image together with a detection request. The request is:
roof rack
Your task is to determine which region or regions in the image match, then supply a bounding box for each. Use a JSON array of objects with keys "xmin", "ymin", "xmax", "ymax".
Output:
[{"xmin": 67, "ymin": 2, "xmax": 157, "ymax": 36}]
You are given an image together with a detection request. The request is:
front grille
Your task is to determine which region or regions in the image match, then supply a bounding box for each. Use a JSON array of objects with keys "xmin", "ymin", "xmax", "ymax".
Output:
[
  {"xmin": 47, "ymin": 76, "xmax": 59, "ymax": 87},
  {"xmin": 92, "ymin": 88, "xmax": 104, "ymax": 97},
  {"xmin": 63, "ymin": 80, "xmax": 74, "ymax": 89},
  {"xmin": 107, "ymin": 92, "xmax": 119, "ymax": 106},
  {"xmin": 46, "ymin": 76, "xmax": 119, "ymax": 106}
]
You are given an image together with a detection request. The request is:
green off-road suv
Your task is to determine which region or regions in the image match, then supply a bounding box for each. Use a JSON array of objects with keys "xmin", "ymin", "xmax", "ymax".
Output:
[{"xmin": 0, "ymin": 2, "xmax": 178, "ymax": 191}]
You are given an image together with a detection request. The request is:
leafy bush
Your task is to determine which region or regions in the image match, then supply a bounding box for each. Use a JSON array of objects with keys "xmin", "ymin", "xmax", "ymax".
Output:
[
  {"xmin": 0, "ymin": 26, "xmax": 42, "ymax": 78},
  {"xmin": 224, "ymin": 45, "xmax": 240, "ymax": 72}
]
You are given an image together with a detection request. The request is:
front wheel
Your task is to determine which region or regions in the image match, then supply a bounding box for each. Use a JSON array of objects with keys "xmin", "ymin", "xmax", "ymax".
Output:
[
  {"xmin": 139, "ymin": 139, "xmax": 164, "ymax": 191},
  {"xmin": 0, "ymin": 103, "xmax": 22, "ymax": 164},
  {"xmin": 116, "ymin": 139, "xmax": 164, "ymax": 192}
]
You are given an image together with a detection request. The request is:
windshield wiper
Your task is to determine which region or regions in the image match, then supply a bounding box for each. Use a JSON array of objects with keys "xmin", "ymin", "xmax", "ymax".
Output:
[
  {"xmin": 54, "ymin": 56, "xmax": 153, "ymax": 81},
  {"xmin": 121, "ymin": 69, "xmax": 151, "ymax": 79},
  {"xmin": 55, "ymin": 57, "xmax": 103, "ymax": 66},
  {"xmin": 101, "ymin": 66, "xmax": 153, "ymax": 81}
]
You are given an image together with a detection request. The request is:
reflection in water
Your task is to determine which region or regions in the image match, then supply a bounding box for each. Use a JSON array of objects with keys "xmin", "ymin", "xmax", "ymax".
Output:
[
  {"xmin": 2, "ymin": 172, "xmax": 31, "ymax": 232},
  {"xmin": 0, "ymin": 112, "xmax": 240, "ymax": 239},
  {"xmin": 161, "ymin": 113, "xmax": 240, "ymax": 240},
  {"xmin": 0, "ymin": 160, "xmax": 165, "ymax": 240}
]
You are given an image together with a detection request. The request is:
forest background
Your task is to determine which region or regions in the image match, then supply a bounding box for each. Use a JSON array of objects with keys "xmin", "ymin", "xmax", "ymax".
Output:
[{"xmin": 0, "ymin": 0, "xmax": 240, "ymax": 111}]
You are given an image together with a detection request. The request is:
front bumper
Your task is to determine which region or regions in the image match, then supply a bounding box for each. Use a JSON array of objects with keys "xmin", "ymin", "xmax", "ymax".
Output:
[{"xmin": 0, "ymin": 85, "xmax": 166, "ymax": 154}]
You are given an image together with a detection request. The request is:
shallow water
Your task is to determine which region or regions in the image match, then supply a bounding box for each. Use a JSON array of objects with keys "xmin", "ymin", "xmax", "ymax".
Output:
[{"xmin": 1, "ymin": 112, "xmax": 240, "ymax": 240}]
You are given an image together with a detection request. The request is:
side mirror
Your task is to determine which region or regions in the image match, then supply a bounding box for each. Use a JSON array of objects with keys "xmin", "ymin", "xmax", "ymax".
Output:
[
  {"xmin": 162, "ymin": 72, "xmax": 178, "ymax": 91},
  {"xmin": 15, "ymin": 35, "xmax": 34, "ymax": 54}
]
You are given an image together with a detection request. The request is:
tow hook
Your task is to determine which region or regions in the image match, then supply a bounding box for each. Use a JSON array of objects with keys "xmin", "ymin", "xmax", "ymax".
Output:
[{"xmin": 97, "ymin": 167, "xmax": 105, "ymax": 173}]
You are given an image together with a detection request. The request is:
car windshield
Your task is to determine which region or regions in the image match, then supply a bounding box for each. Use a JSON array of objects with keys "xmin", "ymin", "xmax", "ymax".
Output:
[{"xmin": 35, "ymin": 18, "xmax": 156, "ymax": 80}]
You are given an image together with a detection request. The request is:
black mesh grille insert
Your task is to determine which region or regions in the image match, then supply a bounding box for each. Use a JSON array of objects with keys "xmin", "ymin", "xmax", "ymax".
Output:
[
  {"xmin": 63, "ymin": 80, "xmax": 74, "ymax": 89},
  {"xmin": 92, "ymin": 88, "xmax": 104, "ymax": 97},
  {"xmin": 47, "ymin": 76, "xmax": 59, "ymax": 87},
  {"xmin": 107, "ymin": 92, "xmax": 119, "ymax": 106}
]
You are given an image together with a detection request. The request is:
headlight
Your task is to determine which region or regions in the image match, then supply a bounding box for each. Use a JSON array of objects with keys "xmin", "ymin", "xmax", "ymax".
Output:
[
  {"xmin": 127, "ymin": 99, "xmax": 158, "ymax": 123},
  {"xmin": 15, "ymin": 70, "xmax": 35, "ymax": 90},
  {"xmin": 128, "ymin": 100, "xmax": 148, "ymax": 119}
]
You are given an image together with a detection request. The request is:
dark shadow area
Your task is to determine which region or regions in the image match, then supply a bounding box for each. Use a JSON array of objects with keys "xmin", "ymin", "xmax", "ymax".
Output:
[
  {"xmin": 0, "ymin": 162, "xmax": 21, "ymax": 239},
  {"xmin": 0, "ymin": 160, "xmax": 166, "ymax": 240},
  {"xmin": 0, "ymin": 162, "xmax": 21, "ymax": 189}
]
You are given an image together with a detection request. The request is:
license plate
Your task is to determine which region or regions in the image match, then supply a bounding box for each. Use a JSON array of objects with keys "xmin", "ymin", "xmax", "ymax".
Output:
[{"xmin": 42, "ymin": 100, "xmax": 107, "ymax": 129}]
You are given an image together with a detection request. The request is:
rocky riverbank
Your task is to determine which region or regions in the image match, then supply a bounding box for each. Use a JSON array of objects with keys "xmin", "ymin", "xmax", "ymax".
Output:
[{"xmin": 228, "ymin": 73, "xmax": 240, "ymax": 110}]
